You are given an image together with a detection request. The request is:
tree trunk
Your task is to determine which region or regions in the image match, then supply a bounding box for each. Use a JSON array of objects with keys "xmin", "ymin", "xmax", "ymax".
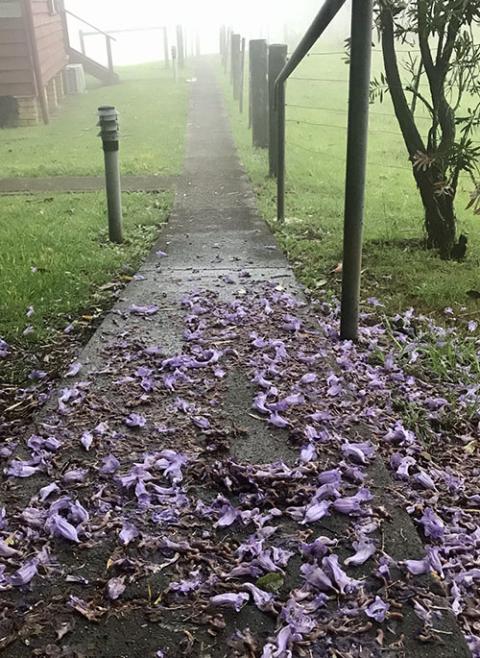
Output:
[
  {"xmin": 380, "ymin": 7, "xmax": 457, "ymax": 259},
  {"xmin": 414, "ymin": 170, "xmax": 456, "ymax": 258}
]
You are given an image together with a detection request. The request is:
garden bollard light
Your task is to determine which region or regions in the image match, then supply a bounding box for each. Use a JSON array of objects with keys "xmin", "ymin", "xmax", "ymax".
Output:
[{"xmin": 97, "ymin": 106, "xmax": 123, "ymax": 244}]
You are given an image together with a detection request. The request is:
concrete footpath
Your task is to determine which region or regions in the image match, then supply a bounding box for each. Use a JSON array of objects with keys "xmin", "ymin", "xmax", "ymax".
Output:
[{"xmin": 0, "ymin": 63, "xmax": 469, "ymax": 658}]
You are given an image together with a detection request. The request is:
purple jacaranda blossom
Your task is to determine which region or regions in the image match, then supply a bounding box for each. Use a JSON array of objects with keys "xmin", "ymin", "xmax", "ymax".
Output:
[
  {"xmin": 302, "ymin": 500, "xmax": 331, "ymax": 525},
  {"xmin": 26, "ymin": 305, "xmax": 35, "ymax": 317},
  {"xmin": 28, "ymin": 369, "xmax": 48, "ymax": 381},
  {"xmin": 38, "ymin": 482, "xmax": 60, "ymax": 502},
  {"xmin": 129, "ymin": 304, "xmax": 159, "ymax": 316},
  {"xmin": 341, "ymin": 463, "xmax": 365, "ymax": 484},
  {"xmin": 0, "ymin": 540, "xmax": 19, "ymax": 557},
  {"xmin": 0, "ymin": 442, "xmax": 17, "ymax": 459},
  {"xmin": 154, "ymin": 450, "xmax": 187, "ymax": 483},
  {"xmin": 81, "ymin": 432, "xmax": 94, "ymax": 451},
  {"xmin": 268, "ymin": 393, "xmax": 304, "ymax": 412},
  {"xmin": 192, "ymin": 416, "xmax": 210, "ymax": 430},
  {"xmin": 47, "ymin": 514, "xmax": 80, "ymax": 543},
  {"xmin": 268, "ymin": 411, "xmax": 290, "ymax": 429},
  {"xmin": 322, "ymin": 555, "xmax": 360, "ymax": 594},
  {"xmin": 300, "ymin": 444, "xmax": 316, "ymax": 463},
  {"xmin": 5, "ymin": 459, "xmax": 44, "ymax": 478},
  {"xmin": 282, "ymin": 314, "xmax": 301, "ymax": 332},
  {"xmin": 124, "ymin": 413, "xmax": 147, "ymax": 428},
  {"xmin": 209, "ymin": 592, "xmax": 249, "ymax": 612},
  {"xmin": 23, "ymin": 325, "xmax": 34, "ymax": 336},
  {"xmin": 243, "ymin": 583, "xmax": 275, "ymax": 611},
  {"xmin": 318, "ymin": 468, "xmax": 342, "ymax": 486},
  {"xmin": 300, "ymin": 373, "xmax": 317, "ymax": 385},
  {"xmin": 95, "ymin": 422, "xmax": 109, "ymax": 435},
  {"xmin": 332, "ymin": 488, "xmax": 372, "ymax": 515},
  {"xmin": 365, "ymin": 596, "xmax": 390, "ymax": 622},
  {"xmin": 341, "ymin": 441, "xmax": 375, "ymax": 465},
  {"xmin": 300, "ymin": 563, "xmax": 334, "ymax": 592},
  {"xmin": 70, "ymin": 501, "xmax": 89, "ymax": 524},
  {"xmin": 215, "ymin": 503, "xmax": 241, "ymax": 528},
  {"xmin": 404, "ymin": 558, "xmax": 431, "ymax": 576},
  {"xmin": 252, "ymin": 393, "xmax": 269, "ymax": 414},
  {"xmin": 169, "ymin": 571, "xmax": 203, "ymax": 594},
  {"xmin": 385, "ymin": 421, "xmax": 417, "ymax": 446},
  {"xmin": 301, "ymin": 536, "xmax": 337, "ymax": 560},
  {"xmin": 419, "ymin": 508, "xmax": 445, "ymax": 540},
  {"xmin": 62, "ymin": 468, "xmax": 88, "ymax": 484},
  {"xmin": 10, "ymin": 559, "xmax": 38, "ymax": 586},
  {"xmin": 413, "ymin": 470, "xmax": 436, "ymax": 490},
  {"xmin": 27, "ymin": 435, "xmax": 62, "ymax": 453},
  {"xmin": 395, "ymin": 456, "xmax": 417, "ymax": 479},
  {"xmin": 106, "ymin": 576, "xmax": 126, "ymax": 600},
  {"xmin": 155, "ymin": 652, "xmax": 165, "ymax": 658},
  {"xmin": 100, "ymin": 454, "xmax": 120, "ymax": 475},
  {"xmin": 326, "ymin": 373, "xmax": 343, "ymax": 396},
  {"xmin": 156, "ymin": 250, "xmax": 168, "ymax": 258},
  {"xmin": 0, "ymin": 338, "xmax": 10, "ymax": 358},
  {"xmin": 344, "ymin": 538, "xmax": 376, "ymax": 566},
  {"xmin": 66, "ymin": 361, "xmax": 82, "ymax": 377},
  {"xmin": 119, "ymin": 521, "xmax": 139, "ymax": 545},
  {"xmin": 424, "ymin": 397, "xmax": 448, "ymax": 411},
  {"xmin": 22, "ymin": 506, "xmax": 46, "ymax": 528}
]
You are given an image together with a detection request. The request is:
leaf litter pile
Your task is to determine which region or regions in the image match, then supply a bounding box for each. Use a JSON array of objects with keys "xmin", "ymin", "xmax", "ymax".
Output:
[{"xmin": 0, "ymin": 280, "xmax": 479, "ymax": 657}]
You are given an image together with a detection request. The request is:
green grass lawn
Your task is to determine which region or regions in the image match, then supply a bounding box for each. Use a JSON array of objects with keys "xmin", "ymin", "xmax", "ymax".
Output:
[
  {"xmin": 0, "ymin": 63, "xmax": 189, "ymax": 178},
  {"xmin": 0, "ymin": 192, "xmax": 171, "ymax": 345},
  {"xmin": 221, "ymin": 51, "xmax": 480, "ymax": 316}
]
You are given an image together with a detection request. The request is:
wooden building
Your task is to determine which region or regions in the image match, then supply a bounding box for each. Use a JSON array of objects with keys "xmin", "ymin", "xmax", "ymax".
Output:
[{"xmin": 0, "ymin": 0, "xmax": 117, "ymax": 127}]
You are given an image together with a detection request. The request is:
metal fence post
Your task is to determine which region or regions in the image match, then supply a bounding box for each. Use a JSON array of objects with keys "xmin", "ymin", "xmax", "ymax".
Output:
[
  {"xmin": 269, "ymin": 44, "xmax": 288, "ymax": 177},
  {"xmin": 250, "ymin": 39, "xmax": 268, "ymax": 149},
  {"xmin": 163, "ymin": 27, "xmax": 170, "ymax": 68},
  {"xmin": 248, "ymin": 40, "xmax": 253, "ymax": 129},
  {"xmin": 239, "ymin": 37, "xmax": 246, "ymax": 113},
  {"xmin": 171, "ymin": 45, "xmax": 178, "ymax": 82},
  {"xmin": 231, "ymin": 34, "xmax": 241, "ymax": 100},
  {"xmin": 276, "ymin": 81, "xmax": 286, "ymax": 221},
  {"xmin": 98, "ymin": 106, "xmax": 123, "ymax": 244},
  {"xmin": 176, "ymin": 25, "xmax": 185, "ymax": 69},
  {"xmin": 340, "ymin": 0, "xmax": 374, "ymax": 341}
]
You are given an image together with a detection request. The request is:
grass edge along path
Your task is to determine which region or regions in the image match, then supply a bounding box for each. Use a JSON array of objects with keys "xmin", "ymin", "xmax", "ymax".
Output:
[{"xmin": 219, "ymin": 60, "xmax": 480, "ymax": 318}]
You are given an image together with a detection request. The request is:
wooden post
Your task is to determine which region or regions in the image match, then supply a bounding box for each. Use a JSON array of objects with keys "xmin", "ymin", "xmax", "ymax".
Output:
[
  {"xmin": 239, "ymin": 37, "xmax": 246, "ymax": 113},
  {"xmin": 220, "ymin": 25, "xmax": 227, "ymax": 69},
  {"xmin": 163, "ymin": 27, "xmax": 170, "ymax": 68},
  {"xmin": 248, "ymin": 40, "xmax": 253, "ymax": 129},
  {"xmin": 171, "ymin": 46, "xmax": 178, "ymax": 82},
  {"xmin": 269, "ymin": 44, "xmax": 288, "ymax": 176},
  {"xmin": 196, "ymin": 33, "xmax": 200, "ymax": 57},
  {"xmin": 250, "ymin": 39, "xmax": 268, "ymax": 148},
  {"xmin": 176, "ymin": 25, "xmax": 185, "ymax": 69},
  {"xmin": 231, "ymin": 33, "xmax": 241, "ymax": 100}
]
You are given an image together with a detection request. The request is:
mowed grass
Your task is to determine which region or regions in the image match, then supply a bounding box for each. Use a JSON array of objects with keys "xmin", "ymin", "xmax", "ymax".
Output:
[
  {"xmin": 0, "ymin": 63, "xmax": 189, "ymax": 178},
  {"xmin": 0, "ymin": 192, "xmax": 171, "ymax": 344},
  {"xmin": 222, "ymin": 50, "xmax": 480, "ymax": 315}
]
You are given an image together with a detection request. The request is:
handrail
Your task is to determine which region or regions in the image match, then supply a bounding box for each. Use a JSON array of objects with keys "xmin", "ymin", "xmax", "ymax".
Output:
[
  {"xmin": 276, "ymin": 0, "xmax": 347, "ymax": 88},
  {"xmin": 81, "ymin": 26, "xmax": 166, "ymax": 37},
  {"xmin": 272, "ymin": 0, "xmax": 374, "ymax": 341},
  {"xmin": 64, "ymin": 9, "xmax": 117, "ymax": 41}
]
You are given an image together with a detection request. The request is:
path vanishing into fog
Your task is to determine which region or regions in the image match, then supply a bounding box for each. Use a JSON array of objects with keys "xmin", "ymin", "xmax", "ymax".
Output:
[{"xmin": 0, "ymin": 62, "xmax": 470, "ymax": 657}]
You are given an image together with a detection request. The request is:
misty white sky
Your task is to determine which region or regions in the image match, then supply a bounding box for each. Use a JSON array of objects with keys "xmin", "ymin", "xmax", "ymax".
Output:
[{"xmin": 65, "ymin": 0, "xmax": 351, "ymax": 66}]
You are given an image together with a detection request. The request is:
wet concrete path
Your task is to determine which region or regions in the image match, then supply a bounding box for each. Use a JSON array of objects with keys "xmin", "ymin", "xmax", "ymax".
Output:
[{"xmin": 0, "ymin": 63, "xmax": 470, "ymax": 657}]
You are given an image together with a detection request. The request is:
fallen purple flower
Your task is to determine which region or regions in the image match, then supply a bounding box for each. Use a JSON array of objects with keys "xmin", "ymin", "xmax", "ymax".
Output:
[
  {"xmin": 106, "ymin": 576, "xmax": 126, "ymax": 600},
  {"xmin": 404, "ymin": 558, "xmax": 431, "ymax": 576},
  {"xmin": 119, "ymin": 521, "xmax": 139, "ymax": 545},
  {"xmin": 124, "ymin": 413, "xmax": 147, "ymax": 428},
  {"xmin": 209, "ymin": 592, "xmax": 249, "ymax": 612},
  {"xmin": 10, "ymin": 559, "xmax": 38, "ymax": 587},
  {"xmin": 129, "ymin": 304, "xmax": 159, "ymax": 316},
  {"xmin": 365, "ymin": 596, "xmax": 390, "ymax": 622},
  {"xmin": 47, "ymin": 514, "xmax": 80, "ymax": 543},
  {"xmin": 66, "ymin": 361, "xmax": 82, "ymax": 377},
  {"xmin": 344, "ymin": 538, "xmax": 376, "ymax": 566}
]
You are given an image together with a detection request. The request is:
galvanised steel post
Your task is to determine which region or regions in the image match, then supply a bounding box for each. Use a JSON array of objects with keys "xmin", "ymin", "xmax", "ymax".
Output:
[
  {"xmin": 98, "ymin": 106, "xmax": 123, "ymax": 244},
  {"xmin": 276, "ymin": 80, "xmax": 286, "ymax": 221},
  {"xmin": 269, "ymin": 44, "xmax": 288, "ymax": 178},
  {"xmin": 239, "ymin": 37, "xmax": 246, "ymax": 113},
  {"xmin": 176, "ymin": 25, "xmax": 185, "ymax": 69},
  {"xmin": 250, "ymin": 39, "xmax": 268, "ymax": 149},
  {"xmin": 340, "ymin": 0, "xmax": 374, "ymax": 341},
  {"xmin": 163, "ymin": 27, "xmax": 170, "ymax": 68}
]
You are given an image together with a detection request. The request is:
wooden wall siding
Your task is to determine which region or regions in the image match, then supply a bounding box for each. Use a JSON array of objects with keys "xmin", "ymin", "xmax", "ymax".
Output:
[
  {"xmin": 0, "ymin": 13, "xmax": 34, "ymax": 96},
  {"xmin": 31, "ymin": 0, "xmax": 68, "ymax": 85}
]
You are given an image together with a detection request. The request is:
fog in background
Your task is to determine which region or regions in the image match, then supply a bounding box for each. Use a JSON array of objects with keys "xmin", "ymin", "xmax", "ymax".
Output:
[{"xmin": 65, "ymin": 0, "xmax": 352, "ymax": 67}]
